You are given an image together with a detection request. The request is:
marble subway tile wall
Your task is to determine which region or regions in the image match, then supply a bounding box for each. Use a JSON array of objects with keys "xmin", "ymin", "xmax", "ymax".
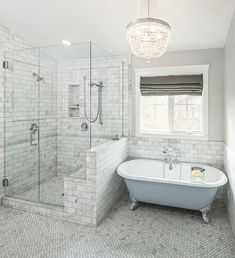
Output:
[
  {"xmin": 129, "ymin": 137, "xmax": 224, "ymax": 169},
  {"xmin": 57, "ymin": 135, "xmax": 89, "ymax": 178},
  {"xmin": 57, "ymin": 135, "xmax": 106, "ymax": 178},
  {"xmin": 122, "ymin": 60, "xmax": 130, "ymax": 137},
  {"xmin": 96, "ymin": 138, "xmax": 128, "ymax": 224},
  {"xmin": 57, "ymin": 57, "xmax": 127, "ymax": 137}
]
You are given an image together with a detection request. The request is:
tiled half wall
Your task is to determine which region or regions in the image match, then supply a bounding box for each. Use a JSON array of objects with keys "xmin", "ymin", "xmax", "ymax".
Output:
[{"xmin": 3, "ymin": 138, "xmax": 128, "ymax": 226}]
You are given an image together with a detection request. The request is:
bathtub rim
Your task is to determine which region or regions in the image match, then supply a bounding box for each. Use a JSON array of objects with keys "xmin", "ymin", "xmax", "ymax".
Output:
[{"xmin": 117, "ymin": 159, "xmax": 227, "ymax": 188}]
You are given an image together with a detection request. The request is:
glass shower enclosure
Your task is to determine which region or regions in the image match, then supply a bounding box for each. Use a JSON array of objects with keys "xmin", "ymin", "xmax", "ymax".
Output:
[{"xmin": 3, "ymin": 42, "xmax": 124, "ymax": 207}]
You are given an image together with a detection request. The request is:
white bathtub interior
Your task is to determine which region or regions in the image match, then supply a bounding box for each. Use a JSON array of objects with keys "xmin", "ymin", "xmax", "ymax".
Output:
[{"xmin": 118, "ymin": 159, "xmax": 227, "ymax": 187}]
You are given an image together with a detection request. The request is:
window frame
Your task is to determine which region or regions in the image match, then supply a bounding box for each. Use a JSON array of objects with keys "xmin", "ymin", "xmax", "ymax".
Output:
[{"xmin": 135, "ymin": 65, "xmax": 209, "ymax": 140}]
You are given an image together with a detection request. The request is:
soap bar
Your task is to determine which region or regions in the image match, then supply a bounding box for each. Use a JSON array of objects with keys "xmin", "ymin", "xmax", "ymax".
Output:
[
  {"xmin": 191, "ymin": 166, "xmax": 205, "ymax": 180},
  {"xmin": 192, "ymin": 170, "xmax": 203, "ymax": 177}
]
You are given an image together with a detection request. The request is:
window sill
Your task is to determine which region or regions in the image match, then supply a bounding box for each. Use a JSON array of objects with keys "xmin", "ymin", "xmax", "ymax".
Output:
[{"xmin": 135, "ymin": 132, "xmax": 209, "ymax": 141}]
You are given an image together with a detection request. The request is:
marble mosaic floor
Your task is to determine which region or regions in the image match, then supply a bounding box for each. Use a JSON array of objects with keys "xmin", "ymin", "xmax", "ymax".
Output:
[
  {"xmin": 0, "ymin": 194, "xmax": 234, "ymax": 258},
  {"xmin": 18, "ymin": 177, "xmax": 64, "ymax": 206}
]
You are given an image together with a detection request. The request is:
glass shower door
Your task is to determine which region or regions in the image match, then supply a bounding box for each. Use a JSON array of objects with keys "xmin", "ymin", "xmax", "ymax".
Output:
[
  {"xmin": 4, "ymin": 48, "xmax": 41, "ymax": 202},
  {"xmin": 37, "ymin": 48, "xmax": 59, "ymax": 205},
  {"xmin": 37, "ymin": 42, "xmax": 92, "ymax": 206}
]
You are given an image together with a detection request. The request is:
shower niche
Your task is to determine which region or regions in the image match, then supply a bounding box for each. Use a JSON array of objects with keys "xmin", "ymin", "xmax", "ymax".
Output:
[{"xmin": 68, "ymin": 84, "xmax": 80, "ymax": 117}]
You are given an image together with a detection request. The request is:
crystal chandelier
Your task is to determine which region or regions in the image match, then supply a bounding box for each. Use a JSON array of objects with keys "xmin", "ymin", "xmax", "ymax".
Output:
[{"xmin": 126, "ymin": 0, "xmax": 171, "ymax": 60}]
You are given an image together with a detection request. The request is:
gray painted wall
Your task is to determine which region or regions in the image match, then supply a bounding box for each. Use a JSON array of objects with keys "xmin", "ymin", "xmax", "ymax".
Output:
[
  {"xmin": 224, "ymin": 12, "xmax": 235, "ymax": 236},
  {"xmin": 131, "ymin": 48, "xmax": 224, "ymax": 142}
]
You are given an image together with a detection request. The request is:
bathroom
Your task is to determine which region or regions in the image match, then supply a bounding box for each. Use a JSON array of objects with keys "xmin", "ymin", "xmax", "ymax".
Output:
[{"xmin": 0, "ymin": 0, "xmax": 235, "ymax": 257}]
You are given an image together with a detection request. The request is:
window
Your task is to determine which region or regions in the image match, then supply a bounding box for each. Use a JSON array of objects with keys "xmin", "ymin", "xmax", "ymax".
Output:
[
  {"xmin": 141, "ymin": 95, "xmax": 201, "ymax": 133},
  {"xmin": 136, "ymin": 65, "xmax": 209, "ymax": 139}
]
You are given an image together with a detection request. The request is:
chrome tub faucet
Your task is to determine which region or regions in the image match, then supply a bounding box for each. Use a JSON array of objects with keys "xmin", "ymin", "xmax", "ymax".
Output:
[{"xmin": 162, "ymin": 146, "xmax": 180, "ymax": 170}]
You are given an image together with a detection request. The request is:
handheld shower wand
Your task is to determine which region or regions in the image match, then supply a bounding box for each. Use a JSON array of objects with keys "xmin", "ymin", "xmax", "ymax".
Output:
[{"xmin": 83, "ymin": 76, "xmax": 103, "ymax": 125}]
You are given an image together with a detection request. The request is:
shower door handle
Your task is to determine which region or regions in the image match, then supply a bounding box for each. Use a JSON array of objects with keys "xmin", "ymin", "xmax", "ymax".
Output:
[{"xmin": 30, "ymin": 124, "xmax": 39, "ymax": 146}]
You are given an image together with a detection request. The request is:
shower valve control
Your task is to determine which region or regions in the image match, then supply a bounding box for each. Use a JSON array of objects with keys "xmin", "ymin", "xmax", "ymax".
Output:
[
  {"xmin": 30, "ymin": 124, "xmax": 39, "ymax": 146},
  {"xmin": 81, "ymin": 122, "xmax": 89, "ymax": 132},
  {"xmin": 2, "ymin": 178, "xmax": 9, "ymax": 187}
]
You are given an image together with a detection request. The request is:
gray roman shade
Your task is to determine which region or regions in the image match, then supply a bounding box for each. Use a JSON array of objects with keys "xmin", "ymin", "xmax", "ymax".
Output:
[{"xmin": 140, "ymin": 75, "xmax": 203, "ymax": 96}]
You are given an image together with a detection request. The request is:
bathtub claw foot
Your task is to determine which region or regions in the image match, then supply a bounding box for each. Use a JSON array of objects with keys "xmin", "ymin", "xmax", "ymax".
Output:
[
  {"xmin": 129, "ymin": 195, "xmax": 139, "ymax": 210},
  {"xmin": 200, "ymin": 205, "xmax": 211, "ymax": 224},
  {"xmin": 202, "ymin": 213, "xmax": 209, "ymax": 224}
]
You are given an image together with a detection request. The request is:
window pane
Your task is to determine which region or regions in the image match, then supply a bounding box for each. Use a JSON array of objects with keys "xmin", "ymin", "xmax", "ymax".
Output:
[
  {"xmin": 143, "ymin": 96, "xmax": 156, "ymax": 104},
  {"xmin": 174, "ymin": 105, "xmax": 187, "ymax": 130},
  {"xmin": 174, "ymin": 95, "xmax": 201, "ymax": 132},
  {"xmin": 188, "ymin": 104, "xmax": 201, "ymax": 131},
  {"xmin": 174, "ymin": 95, "xmax": 188, "ymax": 105},
  {"xmin": 155, "ymin": 96, "xmax": 168, "ymax": 104},
  {"xmin": 155, "ymin": 105, "xmax": 168, "ymax": 129},
  {"xmin": 142, "ymin": 103, "xmax": 155, "ymax": 129},
  {"xmin": 188, "ymin": 96, "xmax": 201, "ymax": 105},
  {"xmin": 142, "ymin": 96, "xmax": 168, "ymax": 131}
]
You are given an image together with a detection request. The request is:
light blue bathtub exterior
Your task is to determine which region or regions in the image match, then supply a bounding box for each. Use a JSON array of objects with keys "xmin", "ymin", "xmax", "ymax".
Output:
[
  {"xmin": 117, "ymin": 159, "xmax": 228, "ymax": 213},
  {"xmin": 125, "ymin": 178, "xmax": 218, "ymax": 211}
]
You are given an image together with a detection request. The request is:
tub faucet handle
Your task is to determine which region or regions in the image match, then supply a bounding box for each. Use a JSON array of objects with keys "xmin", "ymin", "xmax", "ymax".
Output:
[
  {"xmin": 173, "ymin": 158, "xmax": 179, "ymax": 164},
  {"xmin": 162, "ymin": 146, "xmax": 167, "ymax": 154},
  {"xmin": 164, "ymin": 157, "xmax": 169, "ymax": 163}
]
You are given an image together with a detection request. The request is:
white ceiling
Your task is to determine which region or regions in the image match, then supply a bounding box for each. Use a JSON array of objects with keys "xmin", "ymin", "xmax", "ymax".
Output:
[{"xmin": 0, "ymin": 0, "xmax": 234, "ymax": 55}]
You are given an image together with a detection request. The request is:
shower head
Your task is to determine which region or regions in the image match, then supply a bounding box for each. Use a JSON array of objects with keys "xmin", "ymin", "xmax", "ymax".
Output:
[
  {"xmin": 37, "ymin": 77, "xmax": 44, "ymax": 82},
  {"xmin": 89, "ymin": 81, "xmax": 103, "ymax": 88},
  {"xmin": 32, "ymin": 72, "xmax": 44, "ymax": 82}
]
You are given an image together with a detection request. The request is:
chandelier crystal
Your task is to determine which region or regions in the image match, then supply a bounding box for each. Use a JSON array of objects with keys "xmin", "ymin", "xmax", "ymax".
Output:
[{"xmin": 126, "ymin": 0, "xmax": 171, "ymax": 60}]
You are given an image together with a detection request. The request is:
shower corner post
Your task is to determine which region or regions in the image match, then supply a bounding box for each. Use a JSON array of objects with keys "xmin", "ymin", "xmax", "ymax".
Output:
[
  {"xmin": 200, "ymin": 204, "xmax": 211, "ymax": 224},
  {"xmin": 2, "ymin": 54, "xmax": 7, "ymax": 197},
  {"xmin": 121, "ymin": 60, "xmax": 124, "ymax": 137},
  {"xmin": 37, "ymin": 47, "xmax": 41, "ymax": 201},
  {"xmin": 89, "ymin": 41, "xmax": 92, "ymax": 149},
  {"xmin": 2, "ymin": 107, "xmax": 6, "ymax": 197}
]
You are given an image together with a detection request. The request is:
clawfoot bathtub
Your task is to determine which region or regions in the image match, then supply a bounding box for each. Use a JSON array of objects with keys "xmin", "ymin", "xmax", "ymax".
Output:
[{"xmin": 117, "ymin": 159, "xmax": 227, "ymax": 223}]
